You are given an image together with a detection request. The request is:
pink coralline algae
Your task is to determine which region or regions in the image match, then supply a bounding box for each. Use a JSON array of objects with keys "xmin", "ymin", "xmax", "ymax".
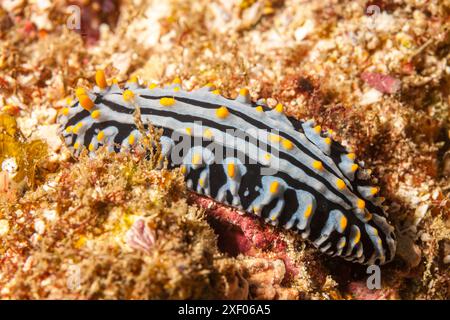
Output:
[
  {"xmin": 191, "ymin": 194, "xmax": 301, "ymax": 280},
  {"xmin": 361, "ymin": 72, "xmax": 401, "ymax": 94},
  {"xmin": 125, "ymin": 219, "xmax": 156, "ymax": 254}
]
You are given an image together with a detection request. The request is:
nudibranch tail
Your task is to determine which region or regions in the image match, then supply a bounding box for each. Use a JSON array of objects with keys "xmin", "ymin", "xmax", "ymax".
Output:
[{"xmin": 58, "ymin": 70, "xmax": 396, "ymax": 265}]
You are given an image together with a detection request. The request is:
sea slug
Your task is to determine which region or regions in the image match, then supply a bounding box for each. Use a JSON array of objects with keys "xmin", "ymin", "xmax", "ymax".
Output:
[{"xmin": 58, "ymin": 70, "xmax": 396, "ymax": 265}]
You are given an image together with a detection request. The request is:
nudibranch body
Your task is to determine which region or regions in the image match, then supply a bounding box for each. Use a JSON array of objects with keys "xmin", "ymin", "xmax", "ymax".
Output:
[{"xmin": 58, "ymin": 70, "xmax": 396, "ymax": 265}]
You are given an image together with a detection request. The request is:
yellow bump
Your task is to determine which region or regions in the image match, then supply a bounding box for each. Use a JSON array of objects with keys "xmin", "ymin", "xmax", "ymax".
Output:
[
  {"xmin": 336, "ymin": 178, "xmax": 346, "ymax": 190},
  {"xmin": 65, "ymin": 97, "xmax": 72, "ymax": 105},
  {"xmin": 73, "ymin": 142, "xmax": 80, "ymax": 150},
  {"xmin": 314, "ymin": 125, "xmax": 322, "ymax": 134},
  {"xmin": 239, "ymin": 88, "xmax": 249, "ymax": 96},
  {"xmin": 264, "ymin": 153, "xmax": 271, "ymax": 161},
  {"xmin": 73, "ymin": 122, "xmax": 83, "ymax": 134},
  {"xmin": 271, "ymin": 215, "xmax": 277, "ymax": 221},
  {"xmin": 91, "ymin": 110, "xmax": 101, "ymax": 119},
  {"xmin": 275, "ymin": 103, "xmax": 283, "ymax": 113},
  {"xmin": 180, "ymin": 165, "xmax": 187, "ymax": 175},
  {"xmin": 112, "ymin": 78, "xmax": 119, "ymax": 85},
  {"xmin": 173, "ymin": 87, "xmax": 180, "ymax": 92},
  {"xmin": 356, "ymin": 199, "xmax": 365, "ymax": 210},
  {"xmin": 205, "ymin": 83, "xmax": 214, "ymax": 88},
  {"xmin": 97, "ymin": 130, "xmax": 105, "ymax": 141},
  {"xmin": 324, "ymin": 137, "xmax": 332, "ymax": 145},
  {"xmin": 227, "ymin": 163, "xmax": 236, "ymax": 178},
  {"xmin": 350, "ymin": 163, "xmax": 359, "ymax": 172},
  {"xmin": 148, "ymin": 83, "xmax": 157, "ymax": 89},
  {"xmin": 373, "ymin": 228, "xmax": 378, "ymax": 236},
  {"xmin": 79, "ymin": 95, "xmax": 94, "ymax": 111},
  {"xmin": 203, "ymin": 128, "xmax": 213, "ymax": 139},
  {"xmin": 312, "ymin": 160, "xmax": 323, "ymax": 171},
  {"xmin": 128, "ymin": 134, "xmax": 135, "ymax": 145},
  {"xmin": 160, "ymin": 97, "xmax": 175, "ymax": 107},
  {"xmin": 339, "ymin": 238, "xmax": 346, "ymax": 248},
  {"xmin": 65, "ymin": 126, "xmax": 73, "ymax": 134},
  {"xmin": 123, "ymin": 90, "xmax": 135, "ymax": 102},
  {"xmin": 340, "ymin": 216, "xmax": 347, "ymax": 231},
  {"xmin": 88, "ymin": 143, "xmax": 95, "ymax": 152},
  {"xmin": 128, "ymin": 75, "xmax": 138, "ymax": 83},
  {"xmin": 269, "ymin": 134, "xmax": 281, "ymax": 143},
  {"xmin": 353, "ymin": 229, "xmax": 361, "ymax": 245},
  {"xmin": 212, "ymin": 89, "xmax": 220, "ymax": 95},
  {"xmin": 327, "ymin": 129, "xmax": 334, "ymax": 135},
  {"xmin": 185, "ymin": 127, "xmax": 192, "ymax": 136},
  {"xmin": 199, "ymin": 178, "xmax": 205, "ymax": 187},
  {"xmin": 347, "ymin": 153, "xmax": 356, "ymax": 160},
  {"xmin": 75, "ymin": 87, "xmax": 86, "ymax": 98},
  {"xmin": 370, "ymin": 187, "xmax": 379, "ymax": 195},
  {"xmin": 269, "ymin": 181, "xmax": 279, "ymax": 194},
  {"xmin": 304, "ymin": 204, "xmax": 312, "ymax": 218},
  {"xmin": 172, "ymin": 77, "xmax": 182, "ymax": 85},
  {"xmin": 95, "ymin": 69, "xmax": 107, "ymax": 89},
  {"xmin": 255, "ymin": 106, "xmax": 264, "ymax": 112},
  {"xmin": 282, "ymin": 139, "xmax": 294, "ymax": 150},
  {"xmin": 216, "ymin": 106, "xmax": 229, "ymax": 119},
  {"xmin": 192, "ymin": 153, "xmax": 202, "ymax": 165},
  {"xmin": 61, "ymin": 107, "xmax": 69, "ymax": 116}
]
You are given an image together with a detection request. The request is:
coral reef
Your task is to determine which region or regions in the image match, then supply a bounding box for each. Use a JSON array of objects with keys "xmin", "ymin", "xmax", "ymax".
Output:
[{"xmin": 0, "ymin": 0, "xmax": 448, "ymax": 299}]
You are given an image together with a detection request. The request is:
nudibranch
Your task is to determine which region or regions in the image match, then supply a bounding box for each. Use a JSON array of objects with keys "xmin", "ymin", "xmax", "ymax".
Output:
[{"xmin": 58, "ymin": 70, "xmax": 396, "ymax": 265}]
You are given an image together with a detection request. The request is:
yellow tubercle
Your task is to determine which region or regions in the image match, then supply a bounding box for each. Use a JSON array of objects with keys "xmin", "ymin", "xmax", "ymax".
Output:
[
  {"xmin": 97, "ymin": 130, "xmax": 105, "ymax": 141},
  {"xmin": 61, "ymin": 108, "xmax": 69, "ymax": 116},
  {"xmin": 353, "ymin": 229, "xmax": 361, "ymax": 245},
  {"xmin": 95, "ymin": 69, "xmax": 107, "ymax": 89},
  {"xmin": 160, "ymin": 97, "xmax": 175, "ymax": 107},
  {"xmin": 148, "ymin": 83, "xmax": 157, "ymax": 89},
  {"xmin": 304, "ymin": 204, "xmax": 312, "ymax": 218},
  {"xmin": 73, "ymin": 122, "xmax": 83, "ymax": 134},
  {"xmin": 324, "ymin": 137, "xmax": 332, "ymax": 145},
  {"xmin": 336, "ymin": 178, "xmax": 346, "ymax": 190},
  {"xmin": 88, "ymin": 143, "xmax": 95, "ymax": 152},
  {"xmin": 79, "ymin": 95, "xmax": 94, "ymax": 111},
  {"xmin": 227, "ymin": 163, "xmax": 236, "ymax": 178},
  {"xmin": 75, "ymin": 87, "xmax": 86, "ymax": 98},
  {"xmin": 65, "ymin": 126, "xmax": 73, "ymax": 134},
  {"xmin": 128, "ymin": 75, "xmax": 138, "ymax": 83},
  {"xmin": 370, "ymin": 187, "xmax": 379, "ymax": 195},
  {"xmin": 180, "ymin": 165, "xmax": 187, "ymax": 175},
  {"xmin": 128, "ymin": 134, "xmax": 135, "ymax": 145},
  {"xmin": 192, "ymin": 153, "xmax": 202, "ymax": 165},
  {"xmin": 269, "ymin": 181, "xmax": 279, "ymax": 194},
  {"xmin": 340, "ymin": 216, "xmax": 347, "ymax": 231},
  {"xmin": 212, "ymin": 89, "xmax": 221, "ymax": 95},
  {"xmin": 185, "ymin": 127, "xmax": 192, "ymax": 136},
  {"xmin": 173, "ymin": 87, "xmax": 180, "ymax": 92},
  {"xmin": 123, "ymin": 90, "xmax": 135, "ymax": 102},
  {"xmin": 281, "ymin": 139, "xmax": 294, "ymax": 150},
  {"xmin": 73, "ymin": 142, "xmax": 80, "ymax": 150},
  {"xmin": 255, "ymin": 106, "xmax": 264, "ymax": 112},
  {"xmin": 172, "ymin": 77, "xmax": 182, "ymax": 85},
  {"xmin": 275, "ymin": 103, "xmax": 283, "ymax": 113},
  {"xmin": 239, "ymin": 88, "xmax": 249, "ymax": 96},
  {"xmin": 356, "ymin": 199, "xmax": 365, "ymax": 210},
  {"xmin": 216, "ymin": 106, "xmax": 229, "ymax": 119},
  {"xmin": 91, "ymin": 110, "xmax": 101, "ymax": 119},
  {"xmin": 203, "ymin": 128, "xmax": 213, "ymax": 139},
  {"xmin": 347, "ymin": 153, "xmax": 356, "ymax": 160},
  {"xmin": 350, "ymin": 163, "xmax": 359, "ymax": 172},
  {"xmin": 312, "ymin": 160, "xmax": 323, "ymax": 171},
  {"xmin": 314, "ymin": 125, "xmax": 322, "ymax": 134}
]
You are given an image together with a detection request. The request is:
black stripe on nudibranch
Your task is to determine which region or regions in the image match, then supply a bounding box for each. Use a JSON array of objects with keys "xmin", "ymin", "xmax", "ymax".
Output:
[{"xmin": 58, "ymin": 71, "xmax": 397, "ymax": 265}]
